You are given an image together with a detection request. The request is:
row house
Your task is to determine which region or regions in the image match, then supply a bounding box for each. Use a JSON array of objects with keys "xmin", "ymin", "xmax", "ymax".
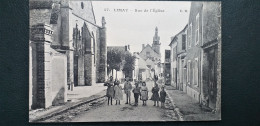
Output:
[
  {"xmin": 169, "ymin": 35, "xmax": 177, "ymax": 88},
  {"xmin": 169, "ymin": 2, "xmax": 221, "ymax": 113},
  {"xmin": 185, "ymin": 2, "xmax": 203, "ymax": 102},
  {"xmin": 170, "ymin": 25, "xmax": 188, "ymax": 91}
]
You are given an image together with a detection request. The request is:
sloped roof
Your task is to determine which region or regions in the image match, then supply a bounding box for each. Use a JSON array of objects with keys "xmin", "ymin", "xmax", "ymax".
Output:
[
  {"xmin": 140, "ymin": 44, "xmax": 159, "ymax": 55},
  {"xmin": 169, "ymin": 24, "xmax": 188, "ymax": 46}
]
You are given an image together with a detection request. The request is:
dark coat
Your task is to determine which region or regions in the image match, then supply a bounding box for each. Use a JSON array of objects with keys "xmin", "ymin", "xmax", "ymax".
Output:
[
  {"xmin": 151, "ymin": 86, "xmax": 160, "ymax": 101},
  {"xmin": 160, "ymin": 90, "xmax": 167, "ymax": 103},
  {"xmin": 105, "ymin": 80, "xmax": 114, "ymax": 97}
]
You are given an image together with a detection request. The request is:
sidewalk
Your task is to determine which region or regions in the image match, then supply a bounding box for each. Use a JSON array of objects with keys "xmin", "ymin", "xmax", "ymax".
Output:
[
  {"xmin": 165, "ymin": 85, "xmax": 221, "ymax": 121},
  {"xmin": 29, "ymin": 83, "xmax": 106, "ymax": 122}
]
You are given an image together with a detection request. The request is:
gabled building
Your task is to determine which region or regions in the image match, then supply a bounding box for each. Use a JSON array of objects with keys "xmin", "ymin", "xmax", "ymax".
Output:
[
  {"xmin": 176, "ymin": 25, "xmax": 188, "ymax": 92},
  {"xmin": 133, "ymin": 52, "xmax": 150, "ymax": 81},
  {"xmin": 169, "ymin": 24, "xmax": 188, "ymax": 90}
]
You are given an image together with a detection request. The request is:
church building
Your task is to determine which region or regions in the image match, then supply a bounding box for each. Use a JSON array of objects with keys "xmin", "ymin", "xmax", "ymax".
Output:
[{"xmin": 139, "ymin": 27, "xmax": 162, "ymax": 78}]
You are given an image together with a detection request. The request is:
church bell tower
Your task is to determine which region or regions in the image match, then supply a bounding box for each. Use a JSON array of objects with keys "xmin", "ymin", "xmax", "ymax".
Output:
[{"xmin": 152, "ymin": 27, "xmax": 161, "ymax": 55}]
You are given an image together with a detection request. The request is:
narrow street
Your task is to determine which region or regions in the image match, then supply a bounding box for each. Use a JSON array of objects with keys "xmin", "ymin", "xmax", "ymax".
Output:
[
  {"xmin": 71, "ymin": 80, "xmax": 174, "ymax": 122},
  {"xmin": 41, "ymin": 80, "xmax": 177, "ymax": 122}
]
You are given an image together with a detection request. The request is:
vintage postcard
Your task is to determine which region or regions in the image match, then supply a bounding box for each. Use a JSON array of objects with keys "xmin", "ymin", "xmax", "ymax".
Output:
[{"xmin": 29, "ymin": 0, "xmax": 221, "ymax": 122}]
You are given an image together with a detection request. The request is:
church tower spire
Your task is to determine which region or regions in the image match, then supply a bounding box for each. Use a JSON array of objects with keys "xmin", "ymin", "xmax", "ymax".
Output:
[{"xmin": 152, "ymin": 26, "xmax": 161, "ymax": 55}]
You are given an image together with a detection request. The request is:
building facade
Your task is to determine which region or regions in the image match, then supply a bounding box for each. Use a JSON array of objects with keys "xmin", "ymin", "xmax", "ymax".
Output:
[
  {"xmin": 168, "ymin": 2, "xmax": 221, "ymax": 114},
  {"xmin": 185, "ymin": 2, "xmax": 203, "ymax": 102},
  {"xmin": 133, "ymin": 52, "xmax": 150, "ymax": 81},
  {"xmin": 29, "ymin": 0, "xmax": 107, "ymax": 109},
  {"xmin": 170, "ymin": 25, "xmax": 188, "ymax": 91},
  {"xmin": 201, "ymin": 2, "xmax": 221, "ymax": 112},
  {"xmin": 169, "ymin": 36, "xmax": 177, "ymax": 88}
]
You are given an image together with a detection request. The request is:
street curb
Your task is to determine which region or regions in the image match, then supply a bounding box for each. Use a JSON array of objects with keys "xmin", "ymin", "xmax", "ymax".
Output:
[
  {"xmin": 165, "ymin": 89, "xmax": 184, "ymax": 121},
  {"xmin": 30, "ymin": 94, "xmax": 106, "ymax": 122}
]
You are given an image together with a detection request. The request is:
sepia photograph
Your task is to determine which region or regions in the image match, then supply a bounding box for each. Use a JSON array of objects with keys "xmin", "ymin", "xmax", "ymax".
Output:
[{"xmin": 29, "ymin": 0, "xmax": 221, "ymax": 122}]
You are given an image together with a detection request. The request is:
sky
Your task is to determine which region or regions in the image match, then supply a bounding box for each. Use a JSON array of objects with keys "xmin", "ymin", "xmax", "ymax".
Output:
[{"xmin": 92, "ymin": 1, "xmax": 191, "ymax": 62}]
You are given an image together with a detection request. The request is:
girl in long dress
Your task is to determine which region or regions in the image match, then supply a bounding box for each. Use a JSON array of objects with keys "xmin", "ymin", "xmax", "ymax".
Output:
[
  {"xmin": 140, "ymin": 82, "xmax": 148, "ymax": 106},
  {"xmin": 151, "ymin": 83, "xmax": 160, "ymax": 106},
  {"xmin": 113, "ymin": 79, "xmax": 123, "ymax": 105},
  {"xmin": 104, "ymin": 76, "xmax": 114, "ymax": 105}
]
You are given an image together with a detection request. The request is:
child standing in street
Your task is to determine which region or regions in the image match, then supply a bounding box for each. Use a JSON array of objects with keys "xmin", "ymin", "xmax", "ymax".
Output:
[
  {"xmin": 140, "ymin": 82, "xmax": 148, "ymax": 106},
  {"xmin": 132, "ymin": 83, "xmax": 141, "ymax": 106},
  {"xmin": 151, "ymin": 83, "xmax": 160, "ymax": 106},
  {"xmin": 124, "ymin": 77, "xmax": 132, "ymax": 104},
  {"xmin": 113, "ymin": 79, "xmax": 123, "ymax": 105},
  {"xmin": 160, "ymin": 86, "xmax": 167, "ymax": 108},
  {"xmin": 104, "ymin": 76, "xmax": 114, "ymax": 105}
]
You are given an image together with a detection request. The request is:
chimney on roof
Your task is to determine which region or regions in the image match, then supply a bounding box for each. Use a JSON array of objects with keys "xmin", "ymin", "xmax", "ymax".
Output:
[{"xmin": 142, "ymin": 44, "xmax": 145, "ymax": 50}]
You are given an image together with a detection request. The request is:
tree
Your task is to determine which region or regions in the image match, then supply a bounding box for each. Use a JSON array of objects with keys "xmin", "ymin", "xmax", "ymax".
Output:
[
  {"xmin": 107, "ymin": 49, "xmax": 124, "ymax": 79},
  {"xmin": 122, "ymin": 53, "xmax": 136, "ymax": 79}
]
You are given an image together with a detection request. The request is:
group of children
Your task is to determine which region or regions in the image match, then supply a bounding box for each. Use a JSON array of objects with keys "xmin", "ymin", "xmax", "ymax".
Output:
[{"xmin": 104, "ymin": 76, "xmax": 167, "ymax": 108}]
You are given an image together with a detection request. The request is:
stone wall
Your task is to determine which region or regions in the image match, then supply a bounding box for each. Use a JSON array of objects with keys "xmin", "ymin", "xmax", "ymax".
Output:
[
  {"xmin": 50, "ymin": 49, "xmax": 67, "ymax": 105},
  {"xmin": 30, "ymin": 24, "xmax": 53, "ymax": 109},
  {"xmin": 30, "ymin": 23, "xmax": 68, "ymax": 109}
]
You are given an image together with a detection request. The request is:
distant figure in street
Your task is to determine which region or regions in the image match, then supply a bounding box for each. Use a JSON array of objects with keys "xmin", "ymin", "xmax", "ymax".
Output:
[
  {"xmin": 151, "ymin": 83, "xmax": 160, "ymax": 106},
  {"xmin": 124, "ymin": 77, "xmax": 132, "ymax": 104},
  {"xmin": 140, "ymin": 82, "xmax": 148, "ymax": 106},
  {"xmin": 104, "ymin": 76, "xmax": 114, "ymax": 105},
  {"xmin": 113, "ymin": 79, "xmax": 123, "ymax": 105},
  {"xmin": 160, "ymin": 86, "xmax": 167, "ymax": 108},
  {"xmin": 132, "ymin": 82, "xmax": 141, "ymax": 106}
]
